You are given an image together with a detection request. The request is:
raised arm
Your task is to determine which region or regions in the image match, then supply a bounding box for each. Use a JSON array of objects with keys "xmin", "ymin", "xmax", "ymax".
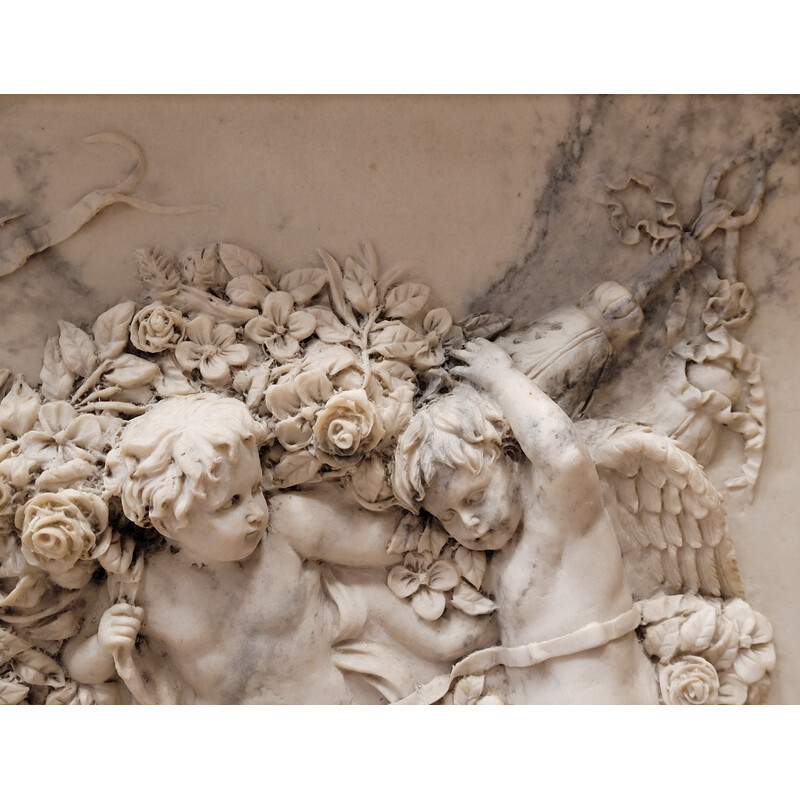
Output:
[{"xmin": 452, "ymin": 338, "xmax": 604, "ymax": 531}]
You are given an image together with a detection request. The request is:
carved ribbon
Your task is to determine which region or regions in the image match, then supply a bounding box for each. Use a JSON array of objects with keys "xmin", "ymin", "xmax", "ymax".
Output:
[{"xmin": 394, "ymin": 605, "xmax": 643, "ymax": 705}]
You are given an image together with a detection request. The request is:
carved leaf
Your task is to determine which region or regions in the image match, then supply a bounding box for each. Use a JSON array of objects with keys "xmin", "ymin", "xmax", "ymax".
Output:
[
  {"xmin": 348, "ymin": 456, "xmax": 389, "ymax": 504},
  {"xmin": 27, "ymin": 609, "xmax": 81, "ymax": 642},
  {"xmin": 424, "ymin": 307, "xmax": 453, "ymax": 336},
  {"xmin": 104, "ymin": 354, "xmax": 160, "ymax": 389},
  {"xmin": 0, "ymin": 573, "xmax": 49, "ymax": 609},
  {"xmin": 306, "ymin": 307, "xmax": 355, "ymax": 344},
  {"xmin": 417, "ymin": 522, "xmax": 450, "ymax": 559},
  {"xmin": 383, "ymin": 283, "xmax": 430, "ymax": 319},
  {"xmin": 279, "ymin": 268, "xmax": 328, "ymax": 305},
  {"xmin": 295, "ymin": 370, "xmax": 333, "ymax": 405},
  {"xmin": 39, "ymin": 328, "xmax": 75, "ymax": 400},
  {"xmin": 0, "ymin": 679, "xmax": 29, "ymax": 705},
  {"xmin": 453, "ymin": 546, "xmax": 487, "ymax": 590},
  {"xmin": 370, "ymin": 323, "xmax": 425, "ymax": 361},
  {"xmin": 92, "ymin": 301, "xmax": 136, "ymax": 361},
  {"xmin": 154, "ymin": 354, "xmax": 196, "ymax": 398},
  {"xmin": 225, "ymin": 274, "xmax": 272, "ymax": 308},
  {"xmin": 0, "ymin": 375, "xmax": 41, "ymax": 437},
  {"xmin": 459, "ymin": 313, "xmax": 513, "ymax": 339},
  {"xmin": 343, "ymin": 257, "xmax": 378, "ymax": 315},
  {"xmin": 218, "ymin": 243, "xmax": 265, "ymax": 278},
  {"xmin": 679, "ymin": 605, "xmax": 718, "ymax": 653},
  {"xmin": 58, "ymin": 321, "xmax": 97, "ymax": 378},
  {"xmin": 13, "ymin": 647, "xmax": 65, "ymax": 687},
  {"xmin": 35, "ymin": 459, "xmax": 96, "ymax": 492},
  {"xmin": 450, "ymin": 581, "xmax": 497, "ymax": 616},
  {"xmin": 272, "ymin": 450, "xmax": 322, "ymax": 487},
  {"xmin": 643, "ymin": 617, "xmax": 682, "ymax": 662},
  {"xmin": 264, "ymin": 381, "xmax": 303, "ymax": 420},
  {"xmin": 317, "ymin": 249, "xmax": 358, "ymax": 328},
  {"xmin": 387, "ymin": 514, "xmax": 425, "ymax": 555},
  {"xmin": 377, "ymin": 384, "xmax": 414, "ymax": 441}
]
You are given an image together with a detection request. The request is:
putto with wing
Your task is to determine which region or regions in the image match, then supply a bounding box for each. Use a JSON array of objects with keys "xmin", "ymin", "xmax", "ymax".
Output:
[{"xmin": 0, "ymin": 138, "xmax": 774, "ymax": 705}]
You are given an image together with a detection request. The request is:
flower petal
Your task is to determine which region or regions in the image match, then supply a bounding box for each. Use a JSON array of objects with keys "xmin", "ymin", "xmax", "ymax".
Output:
[
  {"xmin": 426, "ymin": 560, "xmax": 460, "ymax": 592},
  {"xmin": 387, "ymin": 566, "xmax": 420, "ymax": 599},
  {"xmin": 243, "ymin": 316, "xmax": 274, "ymax": 344},
  {"xmin": 412, "ymin": 587, "xmax": 446, "ymax": 621},
  {"xmin": 220, "ymin": 343, "xmax": 251, "ymax": 367},
  {"xmin": 200, "ymin": 355, "xmax": 230, "ymax": 386},
  {"xmin": 262, "ymin": 291, "xmax": 295, "ymax": 325},
  {"xmin": 211, "ymin": 323, "xmax": 237, "ymax": 348},
  {"xmin": 174, "ymin": 342, "xmax": 202, "ymax": 370},
  {"xmin": 288, "ymin": 310, "xmax": 317, "ymax": 341},
  {"xmin": 184, "ymin": 315, "xmax": 214, "ymax": 344},
  {"xmin": 39, "ymin": 401, "xmax": 77, "ymax": 433},
  {"xmin": 733, "ymin": 647, "xmax": 770, "ymax": 685},
  {"xmin": 268, "ymin": 335, "xmax": 300, "ymax": 362}
]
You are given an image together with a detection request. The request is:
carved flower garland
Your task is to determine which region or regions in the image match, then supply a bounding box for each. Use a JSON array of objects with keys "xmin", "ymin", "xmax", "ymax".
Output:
[
  {"xmin": 639, "ymin": 594, "xmax": 776, "ymax": 705},
  {"xmin": 0, "ymin": 237, "xmax": 465, "ymax": 698}
]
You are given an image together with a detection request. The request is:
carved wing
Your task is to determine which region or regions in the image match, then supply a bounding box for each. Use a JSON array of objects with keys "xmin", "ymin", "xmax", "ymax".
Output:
[{"xmin": 578, "ymin": 418, "xmax": 745, "ymax": 601}]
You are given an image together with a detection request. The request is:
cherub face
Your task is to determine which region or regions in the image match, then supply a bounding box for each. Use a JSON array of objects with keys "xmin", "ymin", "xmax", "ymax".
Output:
[
  {"xmin": 157, "ymin": 439, "xmax": 269, "ymax": 563},
  {"xmin": 423, "ymin": 452, "xmax": 522, "ymax": 551}
]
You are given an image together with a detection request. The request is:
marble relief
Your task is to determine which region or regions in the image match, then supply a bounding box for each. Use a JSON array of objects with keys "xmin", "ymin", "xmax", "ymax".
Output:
[{"xmin": 0, "ymin": 130, "xmax": 777, "ymax": 704}]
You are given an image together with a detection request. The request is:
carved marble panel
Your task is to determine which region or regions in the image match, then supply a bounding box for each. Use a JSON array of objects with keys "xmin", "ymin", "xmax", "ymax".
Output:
[{"xmin": 0, "ymin": 96, "xmax": 797, "ymax": 704}]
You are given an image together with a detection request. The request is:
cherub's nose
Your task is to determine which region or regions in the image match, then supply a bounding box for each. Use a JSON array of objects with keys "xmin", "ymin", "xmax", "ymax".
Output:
[
  {"xmin": 247, "ymin": 501, "xmax": 268, "ymax": 528},
  {"xmin": 458, "ymin": 510, "xmax": 480, "ymax": 529}
]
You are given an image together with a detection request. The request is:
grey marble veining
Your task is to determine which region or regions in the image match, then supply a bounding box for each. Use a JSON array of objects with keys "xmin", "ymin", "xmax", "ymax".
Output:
[{"xmin": 0, "ymin": 96, "xmax": 797, "ymax": 702}]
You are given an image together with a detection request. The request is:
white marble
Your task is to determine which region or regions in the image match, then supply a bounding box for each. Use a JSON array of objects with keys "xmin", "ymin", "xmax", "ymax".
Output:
[{"xmin": 0, "ymin": 96, "xmax": 797, "ymax": 703}]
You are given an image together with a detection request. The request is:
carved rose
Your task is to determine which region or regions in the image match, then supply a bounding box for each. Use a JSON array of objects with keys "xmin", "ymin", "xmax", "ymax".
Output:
[
  {"xmin": 129, "ymin": 304, "xmax": 186, "ymax": 353},
  {"xmin": 659, "ymin": 655, "xmax": 720, "ymax": 705},
  {"xmin": 312, "ymin": 389, "xmax": 384, "ymax": 466},
  {"xmin": 14, "ymin": 489, "xmax": 109, "ymax": 575}
]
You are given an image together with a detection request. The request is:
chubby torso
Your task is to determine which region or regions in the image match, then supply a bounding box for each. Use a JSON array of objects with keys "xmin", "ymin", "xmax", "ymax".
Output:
[{"xmin": 138, "ymin": 533, "xmax": 381, "ymax": 704}]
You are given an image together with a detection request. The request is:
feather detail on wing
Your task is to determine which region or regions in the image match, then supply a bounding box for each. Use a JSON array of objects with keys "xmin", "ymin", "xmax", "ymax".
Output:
[{"xmin": 578, "ymin": 418, "xmax": 745, "ymax": 601}]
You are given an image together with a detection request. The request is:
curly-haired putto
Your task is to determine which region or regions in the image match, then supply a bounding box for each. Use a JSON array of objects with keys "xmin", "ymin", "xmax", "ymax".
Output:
[
  {"xmin": 392, "ymin": 383, "xmax": 516, "ymax": 512},
  {"xmin": 104, "ymin": 393, "xmax": 266, "ymax": 533}
]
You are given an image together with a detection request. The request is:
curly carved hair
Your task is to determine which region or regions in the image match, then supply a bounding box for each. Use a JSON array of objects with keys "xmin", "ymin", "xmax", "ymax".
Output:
[
  {"xmin": 392, "ymin": 383, "xmax": 516, "ymax": 512},
  {"xmin": 104, "ymin": 393, "xmax": 266, "ymax": 532}
]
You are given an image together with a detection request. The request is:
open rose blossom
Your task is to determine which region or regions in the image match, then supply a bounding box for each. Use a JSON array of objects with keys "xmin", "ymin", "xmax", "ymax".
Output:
[
  {"xmin": 659, "ymin": 655, "xmax": 720, "ymax": 705},
  {"xmin": 312, "ymin": 389, "xmax": 384, "ymax": 467},
  {"xmin": 15, "ymin": 489, "xmax": 109, "ymax": 575},
  {"xmin": 130, "ymin": 304, "xmax": 186, "ymax": 353}
]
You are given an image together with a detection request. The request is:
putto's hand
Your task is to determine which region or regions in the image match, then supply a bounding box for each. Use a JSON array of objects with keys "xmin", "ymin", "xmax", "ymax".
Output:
[
  {"xmin": 97, "ymin": 603, "xmax": 144, "ymax": 654},
  {"xmin": 451, "ymin": 338, "xmax": 515, "ymax": 391}
]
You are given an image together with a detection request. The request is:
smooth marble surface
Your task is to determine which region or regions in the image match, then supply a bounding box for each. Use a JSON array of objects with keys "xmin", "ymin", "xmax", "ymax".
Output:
[{"xmin": 0, "ymin": 95, "xmax": 797, "ymax": 702}]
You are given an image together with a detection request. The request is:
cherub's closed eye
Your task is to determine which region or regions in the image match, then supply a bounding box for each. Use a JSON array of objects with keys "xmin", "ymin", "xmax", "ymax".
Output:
[
  {"xmin": 465, "ymin": 491, "xmax": 485, "ymax": 506},
  {"xmin": 219, "ymin": 494, "xmax": 241, "ymax": 510}
]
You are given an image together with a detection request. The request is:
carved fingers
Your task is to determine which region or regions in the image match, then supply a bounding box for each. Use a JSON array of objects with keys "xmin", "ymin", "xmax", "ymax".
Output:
[
  {"xmin": 450, "ymin": 338, "xmax": 513, "ymax": 391},
  {"xmin": 98, "ymin": 602, "xmax": 144, "ymax": 653}
]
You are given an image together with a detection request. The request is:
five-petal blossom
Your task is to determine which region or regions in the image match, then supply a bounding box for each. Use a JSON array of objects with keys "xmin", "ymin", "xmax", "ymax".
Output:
[
  {"xmin": 174, "ymin": 317, "xmax": 250, "ymax": 386},
  {"xmin": 244, "ymin": 291, "xmax": 317, "ymax": 361},
  {"xmin": 387, "ymin": 552, "xmax": 460, "ymax": 621}
]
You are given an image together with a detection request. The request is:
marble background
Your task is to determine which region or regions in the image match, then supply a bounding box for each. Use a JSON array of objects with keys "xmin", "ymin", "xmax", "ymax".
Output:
[{"xmin": 0, "ymin": 95, "xmax": 797, "ymax": 703}]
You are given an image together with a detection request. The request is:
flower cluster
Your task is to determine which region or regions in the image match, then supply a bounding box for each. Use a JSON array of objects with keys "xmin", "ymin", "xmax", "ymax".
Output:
[
  {"xmin": 640, "ymin": 594, "xmax": 776, "ymax": 705},
  {"xmin": 385, "ymin": 514, "xmax": 497, "ymax": 621},
  {"xmin": 124, "ymin": 240, "xmax": 460, "ymax": 502}
]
